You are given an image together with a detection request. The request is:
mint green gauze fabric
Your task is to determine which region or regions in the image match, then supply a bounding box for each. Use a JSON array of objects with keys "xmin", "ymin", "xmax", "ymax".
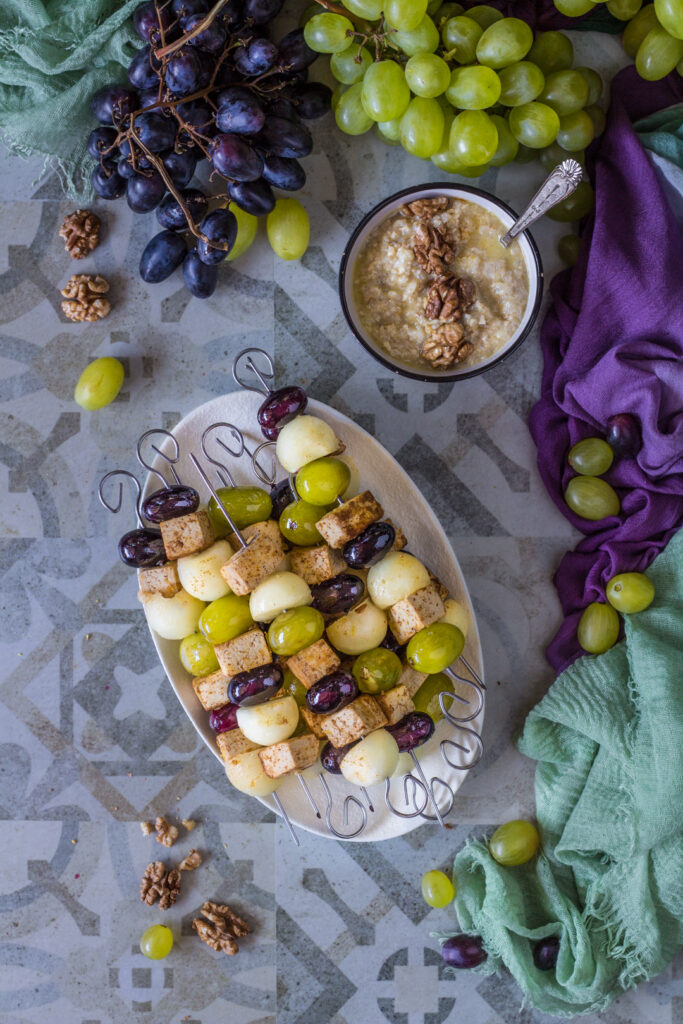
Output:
[
  {"xmin": 636, "ymin": 103, "xmax": 683, "ymax": 171},
  {"xmin": 446, "ymin": 529, "xmax": 683, "ymax": 1017},
  {"xmin": 0, "ymin": 0, "xmax": 140, "ymax": 197}
]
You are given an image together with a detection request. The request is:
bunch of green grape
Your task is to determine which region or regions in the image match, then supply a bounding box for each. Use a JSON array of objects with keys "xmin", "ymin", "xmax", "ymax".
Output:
[
  {"xmin": 555, "ymin": 0, "xmax": 683, "ymax": 82},
  {"xmin": 303, "ymin": 1, "xmax": 604, "ymax": 194}
]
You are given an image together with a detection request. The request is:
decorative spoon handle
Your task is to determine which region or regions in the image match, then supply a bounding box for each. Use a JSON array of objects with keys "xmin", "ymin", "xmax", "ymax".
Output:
[{"xmin": 499, "ymin": 159, "xmax": 584, "ymax": 248}]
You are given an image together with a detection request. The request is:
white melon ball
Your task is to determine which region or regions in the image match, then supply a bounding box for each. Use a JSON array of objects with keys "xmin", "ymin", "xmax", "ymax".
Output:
[
  {"xmin": 237, "ymin": 696, "xmax": 299, "ymax": 745},
  {"xmin": 441, "ymin": 597, "xmax": 470, "ymax": 639},
  {"xmin": 276, "ymin": 415, "xmax": 340, "ymax": 473},
  {"xmin": 326, "ymin": 600, "xmax": 387, "ymax": 655},
  {"xmin": 341, "ymin": 730, "xmax": 399, "ymax": 787},
  {"xmin": 141, "ymin": 589, "xmax": 205, "ymax": 640},
  {"xmin": 177, "ymin": 540, "xmax": 234, "ymax": 601},
  {"xmin": 224, "ymin": 749, "xmax": 282, "ymax": 797},
  {"xmin": 249, "ymin": 571, "xmax": 312, "ymax": 623},
  {"xmin": 367, "ymin": 551, "xmax": 431, "ymax": 609}
]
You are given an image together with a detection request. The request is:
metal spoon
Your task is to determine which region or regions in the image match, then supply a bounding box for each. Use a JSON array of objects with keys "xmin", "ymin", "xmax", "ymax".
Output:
[{"xmin": 499, "ymin": 159, "xmax": 584, "ymax": 248}]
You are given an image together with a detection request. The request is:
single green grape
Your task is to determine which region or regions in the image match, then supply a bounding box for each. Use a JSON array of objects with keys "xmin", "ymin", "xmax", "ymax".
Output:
[
  {"xmin": 296, "ymin": 457, "xmax": 350, "ymax": 505},
  {"xmin": 508, "ymin": 102, "xmax": 560, "ymax": 148},
  {"xmin": 475, "ymin": 17, "xmax": 534, "ymax": 69},
  {"xmin": 391, "ymin": 14, "xmax": 440, "ymax": 53},
  {"xmin": 497, "ymin": 61, "xmax": 545, "ymax": 106},
  {"xmin": 450, "ymin": 109, "xmax": 499, "ymax": 166},
  {"xmin": 558, "ymin": 233, "xmax": 581, "ymax": 266},
  {"xmin": 427, "ymin": 0, "xmax": 442, "ymax": 14},
  {"xmin": 330, "ymin": 46, "xmax": 372, "ymax": 84},
  {"xmin": 421, "ymin": 869, "xmax": 455, "ymax": 907},
  {"xmin": 636, "ymin": 26, "xmax": 683, "ymax": 81},
  {"xmin": 654, "ymin": 0, "xmax": 683, "ymax": 39},
  {"xmin": 400, "ymin": 97, "xmax": 445, "ymax": 158},
  {"xmin": 434, "ymin": 1, "xmax": 464, "ymax": 21},
  {"xmin": 331, "ymin": 83, "xmax": 347, "ymax": 112},
  {"xmin": 585, "ymin": 104, "xmax": 606, "ymax": 136},
  {"xmin": 605, "ymin": 572, "xmax": 655, "ymax": 614},
  {"xmin": 140, "ymin": 924, "xmax": 173, "ymax": 960},
  {"xmin": 568, "ymin": 438, "xmax": 614, "ymax": 476},
  {"xmin": 226, "ymin": 204, "xmax": 258, "ymax": 261},
  {"xmin": 539, "ymin": 69, "xmax": 590, "ymax": 116},
  {"xmin": 207, "ymin": 486, "xmax": 272, "ymax": 536},
  {"xmin": 489, "ymin": 820, "xmax": 540, "ymax": 865},
  {"xmin": 607, "ymin": 0, "xmax": 642, "ymax": 18},
  {"xmin": 465, "ymin": 4, "xmax": 504, "ymax": 28},
  {"xmin": 553, "ymin": 0, "xmax": 596, "ymax": 16},
  {"xmin": 303, "ymin": 12, "xmax": 354, "ymax": 53},
  {"xmin": 267, "ymin": 198, "xmax": 309, "ymax": 261},
  {"xmin": 268, "ymin": 606, "xmax": 325, "ymax": 656},
  {"xmin": 446, "ymin": 65, "xmax": 501, "ymax": 110},
  {"xmin": 489, "ymin": 114, "xmax": 519, "ymax": 165},
  {"xmin": 405, "ymin": 52, "xmax": 451, "ymax": 97},
  {"xmin": 413, "ymin": 672, "xmax": 455, "ymax": 722},
  {"xmin": 564, "ymin": 476, "xmax": 620, "ymax": 520},
  {"xmin": 179, "ymin": 633, "xmax": 220, "ymax": 676},
  {"xmin": 352, "ymin": 647, "xmax": 402, "ymax": 694},
  {"xmin": 384, "ymin": 0, "xmax": 428, "ymax": 31},
  {"xmin": 546, "ymin": 180, "xmax": 595, "ymax": 222},
  {"xmin": 377, "ymin": 117, "xmax": 403, "ymax": 143},
  {"xmin": 74, "ymin": 357, "xmax": 124, "ymax": 411},
  {"xmin": 575, "ymin": 66, "xmax": 603, "ymax": 104},
  {"xmin": 540, "ymin": 141, "xmax": 585, "ymax": 172},
  {"xmin": 199, "ymin": 593, "xmax": 253, "ymax": 644},
  {"xmin": 362, "ymin": 60, "xmax": 411, "ymax": 121},
  {"xmin": 441, "ymin": 15, "xmax": 482, "ymax": 62},
  {"xmin": 335, "ymin": 82, "xmax": 373, "ymax": 134},
  {"xmin": 527, "ymin": 31, "xmax": 574, "ymax": 74},
  {"xmin": 557, "ymin": 110, "xmax": 595, "ymax": 151},
  {"xmin": 577, "ymin": 602, "xmax": 620, "ymax": 654},
  {"xmin": 279, "ymin": 499, "xmax": 329, "ymax": 546},
  {"xmin": 622, "ymin": 3, "xmax": 660, "ymax": 57},
  {"xmin": 282, "ymin": 668, "xmax": 308, "ymax": 705},
  {"xmin": 407, "ymin": 622, "xmax": 465, "ymax": 674},
  {"xmin": 342, "ymin": 0, "xmax": 383, "ymax": 17}
]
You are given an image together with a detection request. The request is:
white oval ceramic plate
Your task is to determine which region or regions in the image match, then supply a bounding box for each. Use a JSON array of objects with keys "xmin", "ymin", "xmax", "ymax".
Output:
[{"xmin": 141, "ymin": 390, "xmax": 485, "ymax": 841}]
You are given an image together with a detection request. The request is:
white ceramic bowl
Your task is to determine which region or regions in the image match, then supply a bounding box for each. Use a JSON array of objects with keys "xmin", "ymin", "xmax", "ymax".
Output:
[{"xmin": 339, "ymin": 183, "xmax": 544, "ymax": 383}]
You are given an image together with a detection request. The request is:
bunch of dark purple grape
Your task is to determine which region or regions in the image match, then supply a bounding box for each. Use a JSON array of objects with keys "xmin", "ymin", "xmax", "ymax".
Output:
[{"xmin": 87, "ymin": 0, "xmax": 330, "ymax": 298}]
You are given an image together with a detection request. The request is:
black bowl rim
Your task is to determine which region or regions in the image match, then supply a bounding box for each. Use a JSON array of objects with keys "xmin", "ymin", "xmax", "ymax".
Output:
[{"xmin": 338, "ymin": 182, "xmax": 545, "ymax": 384}]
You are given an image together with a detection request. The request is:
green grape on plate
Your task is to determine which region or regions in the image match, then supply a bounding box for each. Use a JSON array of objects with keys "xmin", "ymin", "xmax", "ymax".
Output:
[
  {"xmin": 279, "ymin": 499, "xmax": 329, "ymax": 546},
  {"xmin": 296, "ymin": 456, "xmax": 350, "ymax": 505},
  {"xmin": 208, "ymin": 485, "xmax": 272, "ymax": 536},
  {"xmin": 330, "ymin": 45, "xmax": 372, "ymax": 84},
  {"xmin": 564, "ymin": 475, "xmax": 620, "ymax": 520},
  {"xmin": 546, "ymin": 180, "xmax": 595, "ymax": 221},
  {"xmin": 413, "ymin": 672, "xmax": 454, "ymax": 721},
  {"xmin": 268, "ymin": 606, "xmax": 325, "ymax": 656},
  {"xmin": 335, "ymin": 82, "xmax": 373, "ymax": 134},
  {"xmin": 475, "ymin": 17, "xmax": 534, "ymax": 68},
  {"xmin": 384, "ymin": 0, "xmax": 428, "ymax": 31},
  {"xmin": 199, "ymin": 593, "xmax": 253, "ymax": 644},
  {"xmin": 557, "ymin": 110, "xmax": 595, "ymax": 152},
  {"xmin": 390, "ymin": 14, "xmax": 440, "ymax": 53},
  {"xmin": 489, "ymin": 114, "xmax": 519, "ymax": 165},
  {"xmin": 282, "ymin": 668, "xmax": 308, "ymax": 705},
  {"xmin": 140, "ymin": 925, "xmax": 173, "ymax": 960},
  {"xmin": 421, "ymin": 869, "xmax": 456, "ymax": 907},
  {"xmin": 605, "ymin": 572, "xmax": 655, "ymax": 613},
  {"xmin": 489, "ymin": 820, "xmax": 540, "ymax": 865},
  {"xmin": 509, "ymin": 102, "xmax": 560, "ymax": 148},
  {"xmin": 527, "ymin": 31, "xmax": 574, "ymax": 74},
  {"xmin": 577, "ymin": 602, "xmax": 620, "ymax": 654},
  {"xmin": 303, "ymin": 12, "xmax": 355, "ymax": 53},
  {"xmin": 179, "ymin": 632, "xmax": 220, "ymax": 677},
  {"xmin": 636, "ymin": 26, "xmax": 683, "ymax": 80},
  {"xmin": 352, "ymin": 647, "xmax": 402, "ymax": 693},
  {"xmin": 540, "ymin": 69, "xmax": 590, "ymax": 116},
  {"xmin": 622, "ymin": 3, "xmax": 660, "ymax": 57},
  {"xmin": 441, "ymin": 15, "xmax": 482, "ymax": 62},
  {"xmin": 466, "ymin": 4, "xmax": 504, "ymax": 28},
  {"xmin": 446, "ymin": 65, "xmax": 501, "ymax": 109},
  {"xmin": 362, "ymin": 60, "xmax": 411, "ymax": 121},
  {"xmin": 497, "ymin": 61, "xmax": 545, "ymax": 106},
  {"xmin": 450, "ymin": 109, "xmax": 499, "ymax": 165},
  {"xmin": 405, "ymin": 52, "xmax": 451, "ymax": 97},
  {"xmin": 568, "ymin": 437, "xmax": 613, "ymax": 476},
  {"xmin": 401, "ymin": 97, "xmax": 445, "ymax": 157},
  {"xmin": 407, "ymin": 622, "xmax": 465, "ymax": 674},
  {"xmin": 654, "ymin": 0, "xmax": 683, "ymax": 39}
]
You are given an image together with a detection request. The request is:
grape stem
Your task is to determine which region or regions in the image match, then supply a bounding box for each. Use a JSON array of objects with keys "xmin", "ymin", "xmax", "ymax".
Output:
[
  {"xmin": 312, "ymin": 0, "xmax": 367, "ymax": 27},
  {"xmin": 132, "ymin": 134, "xmax": 215, "ymax": 246},
  {"xmin": 154, "ymin": 0, "xmax": 231, "ymax": 59}
]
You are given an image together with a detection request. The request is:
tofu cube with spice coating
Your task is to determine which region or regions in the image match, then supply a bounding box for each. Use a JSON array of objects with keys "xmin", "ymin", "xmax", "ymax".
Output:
[
  {"xmin": 214, "ymin": 628, "xmax": 271, "ymax": 679},
  {"xmin": 315, "ymin": 492, "xmax": 384, "ymax": 549},
  {"xmin": 287, "ymin": 639, "xmax": 340, "ymax": 689},
  {"xmin": 193, "ymin": 669, "xmax": 230, "ymax": 711},
  {"xmin": 300, "ymin": 707, "xmax": 329, "ymax": 738},
  {"xmin": 138, "ymin": 562, "xmax": 181, "ymax": 598},
  {"xmin": 376, "ymin": 684, "xmax": 415, "ymax": 726},
  {"xmin": 388, "ymin": 584, "xmax": 445, "ymax": 644},
  {"xmin": 258, "ymin": 733, "xmax": 320, "ymax": 778},
  {"xmin": 397, "ymin": 665, "xmax": 428, "ymax": 698},
  {"xmin": 321, "ymin": 695, "xmax": 388, "ymax": 747},
  {"xmin": 220, "ymin": 519, "xmax": 286, "ymax": 595},
  {"xmin": 160, "ymin": 509, "xmax": 214, "ymax": 560},
  {"xmin": 217, "ymin": 729, "xmax": 260, "ymax": 761},
  {"xmin": 290, "ymin": 544, "xmax": 346, "ymax": 585}
]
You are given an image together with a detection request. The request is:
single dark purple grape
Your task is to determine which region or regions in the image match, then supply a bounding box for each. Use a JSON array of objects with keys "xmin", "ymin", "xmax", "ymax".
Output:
[
  {"xmin": 270, "ymin": 479, "xmax": 295, "ymax": 519},
  {"xmin": 605, "ymin": 413, "xmax": 642, "ymax": 458},
  {"xmin": 176, "ymin": 99, "xmax": 213, "ymax": 130},
  {"xmin": 119, "ymin": 528, "xmax": 167, "ymax": 567},
  {"xmin": 91, "ymin": 161, "xmax": 126, "ymax": 200},
  {"xmin": 234, "ymin": 38, "xmax": 279, "ymax": 76},
  {"xmin": 172, "ymin": 0, "xmax": 209, "ymax": 14},
  {"xmin": 182, "ymin": 12, "xmax": 227, "ymax": 52},
  {"xmin": 293, "ymin": 82, "xmax": 332, "ymax": 119},
  {"xmin": 117, "ymin": 157, "xmax": 137, "ymax": 179},
  {"xmin": 276, "ymin": 27, "xmax": 318, "ymax": 71},
  {"xmin": 128, "ymin": 46, "xmax": 162, "ymax": 91},
  {"xmin": 197, "ymin": 208, "xmax": 238, "ymax": 265},
  {"xmin": 91, "ymin": 84, "xmax": 139, "ymax": 125},
  {"xmin": 142, "ymin": 485, "xmax": 200, "ymax": 523},
  {"xmin": 209, "ymin": 702, "xmax": 239, "ymax": 732},
  {"xmin": 138, "ymin": 86, "xmax": 161, "ymax": 108},
  {"xmin": 166, "ymin": 49, "xmax": 211, "ymax": 95},
  {"xmin": 127, "ymin": 172, "xmax": 167, "ymax": 213},
  {"xmin": 255, "ymin": 116, "xmax": 312, "ymax": 158},
  {"xmin": 344, "ymin": 522, "xmax": 396, "ymax": 569},
  {"xmin": 227, "ymin": 178, "xmax": 275, "ymax": 215},
  {"xmin": 533, "ymin": 936, "xmax": 560, "ymax": 971},
  {"xmin": 161, "ymin": 148, "xmax": 197, "ymax": 187},
  {"xmin": 441, "ymin": 935, "xmax": 487, "ymax": 969},
  {"xmin": 380, "ymin": 627, "xmax": 405, "ymax": 657},
  {"xmin": 87, "ymin": 126, "xmax": 117, "ymax": 160},
  {"xmin": 257, "ymin": 384, "xmax": 307, "ymax": 438},
  {"xmin": 140, "ymin": 231, "xmax": 187, "ymax": 283},
  {"xmin": 215, "ymin": 87, "xmax": 265, "ymax": 136},
  {"xmin": 132, "ymin": 111, "xmax": 177, "ymax": 151},
  {"xmin": 260, "ymin": 153, "xmax": 305, "ymax": 191},
  {"xmin": 267, "ymin": 97, "xmax": 300, "ymax": 122},
  {"xmin": 183, "ymin": 248, "xmax": 218, "ymax": 298},
  {"xmin": 321, "ymin": 740, "xmax": 355, "ymax": 774},
  {"xmin": 133, "ymin": 2, "xmax": 162, "ymax": 41},
  {"xmin": 311, "ymin": 574, "xmax": 365, "ymax": 616},
  {"xmin": 210, "ymin": 133, "xmax": 263, "ymax": 181},
  {"xmin": 306, "ymin": 671, "xmax": 358, "ymax": 715},
  {"xmin": 386, "ymin": 712, "xmax": 434, "ymax": 752},
  {"xmin": 228, "ymin": 662, "xmax": 284, "ymax": 706},
  {"xmin": 243, "ymin": 0, "xmax": 284, "ymax": 22},
  {"xmin": 156, "ymin": 188, "xmax": 208, "ymax": 230}
]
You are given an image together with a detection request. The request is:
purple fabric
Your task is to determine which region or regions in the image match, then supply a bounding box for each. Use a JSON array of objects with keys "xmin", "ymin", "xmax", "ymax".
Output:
[{"xmin": 529, "ymin": 67, "xmax": 683, "ymax": 674}]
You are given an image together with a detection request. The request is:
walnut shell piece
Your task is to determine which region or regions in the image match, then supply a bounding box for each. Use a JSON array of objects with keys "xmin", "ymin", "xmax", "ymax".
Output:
[
  {"xmin": 421, "ymin": 323, "xmax": 473, "ymax": 369},
  {"xmin": 140, "ymin": 860, "xmax": 181, "ymax": 910},
  {"xmin": 59, "ymin": 209, "xmax": 101, "ymax": 259},
  {"xmin": 192, "ymin": 901, "xmax": 251, "ymax": 956},
  {"xmin": 399, "ymin": 196, "xmax": 450, "ymax": 221},
  {"xmin": 60, "ymin": 274, "xmax": 111, "ymax": 323}
]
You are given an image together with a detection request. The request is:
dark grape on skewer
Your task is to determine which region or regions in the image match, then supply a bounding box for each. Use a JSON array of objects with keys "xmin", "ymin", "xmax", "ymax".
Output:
[
  {"xmin": 142, "ymin": 484, "xmax": 200, "ymax": 522},
  {"xmin": 119, "ymin": 527, "xmax": 168, "ymax": 567},
  {"xmin": 257, "ymin": 384, "xmax": 308, "ymax": 439}
]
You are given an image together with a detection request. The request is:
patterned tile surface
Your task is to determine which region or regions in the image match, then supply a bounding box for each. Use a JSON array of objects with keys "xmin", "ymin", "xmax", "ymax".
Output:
[{"xmin": 1, "ymin": 26, "xmax": 681, "ymax": 1024}]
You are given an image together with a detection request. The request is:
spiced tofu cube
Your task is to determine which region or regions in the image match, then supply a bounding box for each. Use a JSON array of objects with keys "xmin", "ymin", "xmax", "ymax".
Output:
[
  {"xmin": 220, "ymin": 519, "xmax": 286, "ymax": 595},
  {"xmin": 376, "ymin": 685, "xmax": 415, "ymax": 726},
  {"xmin": 300, "ymin": 707, "xmax": 329, "ymax": 739},
  {"xmin": 287, "ymin": 639, "xmax": 341, "ymax": 689},
  {"xmin": 397, "ymin": 665, "xmax": 428, "ymax": 697},
  {"xmin": 160, "ymin": 508, "xmax": 214, "ymax": 560},
  {"xmin": 290, "ymin": 544, "xmax": 346, "ymax": 585},
  {"xmin": 388, "ymin": 584, "xmax": 445, "ymax": 644},
  {"xmin": 320, "ymin": 695, "xmax": 388, "ymax": 747},
  {"xmin": 216, "ymin": 729, "xmax": 260, "ymax": 761},
  {"xmin": 138, "ymin": 562, "xmax": 181, "ymax": 598},
  {"xmin": 258, "ymin": 733, "xmax": 320, "ymax": 778},
  {"xmin": 315, "ymin": 492, "xmax": 383, "ymax": 549},
  {"xmin": 192, "ymin": 669, "xmax": 230, "ymax": 711},
  {"xmin": 214, "ymin": 628, "xmax": 271, "ymax": 679},
  {"xmin": 427, "ymin": 569, "xmax": 449, "ymax": 602}
]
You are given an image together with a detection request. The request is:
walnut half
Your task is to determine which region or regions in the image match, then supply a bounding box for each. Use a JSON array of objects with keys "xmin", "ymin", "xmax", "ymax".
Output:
[
  {"xmin": 412, "ymin": 223, "xmax": 456, "ymax": 276},
  {"xmin": 60, "ymin": 274, "xmax": 110, "ymax": 323},
  {"xmin": 193, "ymin": 901, "xmax": 250, "ymax": 956},
  {"xmin": 155, "ymin": 816, "xmax": 179, "ymax": 848},
  {"xmin": 59, "ymin": 209, "xmax": 101, "ymax": 260},
  {"xmin": 421, "ymin": 323, "xmax": 473, "ymax": 369},
  {"xmin": 140, "ymin": 861, "xmax": 181, "ymax": 910},
  {"xmin": 399, "ymin": 196, "xmax": 450, "ymax": 221}
]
